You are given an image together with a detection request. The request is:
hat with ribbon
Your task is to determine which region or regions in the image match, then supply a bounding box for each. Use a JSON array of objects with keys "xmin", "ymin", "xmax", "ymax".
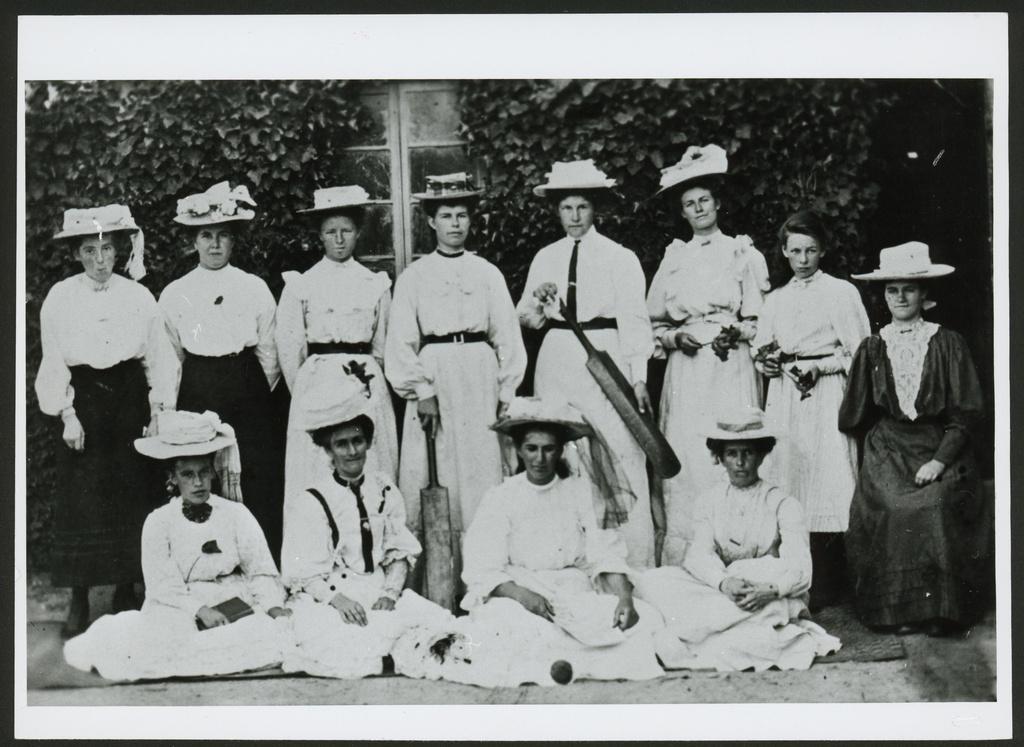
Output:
[
  {"xmin": 655, "ymin": 144, "xmax": 728, "ymax": 196},
  {"xmin": 134, "ymin": 410, "xmax": 241, "ymax": 475},
  {"xmin": 412, "ymin": 172, "xmax": 484, "ymax": 202},
  {"xmin": 851, "ymin": 241, "xmax": 955, "ymax": 282},
  {"xmin": 53, "ymin": 203, "xmax": 147, "ymax": 280},
  {"xmin": 490, "ymin": 396, "xmax": 593, "ymax": 441},
  {"xmin": 705, "ymin": 405, "xmax": 776, "ymax": 441},
  {"xmin": 297, "ymin": 185, "xmax": 373, "ymax": 215},
  {"xmin": 173, "ymin": 181, "xmax": 257, "ymax": 226},
  {"xmin": 533, "ymin": 159, "xmax": 616, "ymax": 197},
  {"xmin": 298, "ymin": 366, "xmax": 374, "ymax": 433}
]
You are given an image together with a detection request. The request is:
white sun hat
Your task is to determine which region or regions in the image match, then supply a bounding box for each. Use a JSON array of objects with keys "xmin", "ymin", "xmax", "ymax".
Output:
[
  {"xmin": 297, "ymin": 185, "xmax": 373, "ymax": 215},
  {"xmin": 298, "ymin": 367, "xmax": 374, "ymax": 432},
  {"xmin": 490, "ymin": 396, "xmax": 593, "ymax": 441},
  {"xmin": 411, "ymin": 172, "xmax": 484, "ymax": 202},
  {"xmin": 134, "ymin": 410, "xmax": 241, "ymax": 475},
  {"xmin": 851, "ymin": 241, "xmax": 955, "ymax": 281},
  {"xmin": 533, "ymin": 159, "xmax": 616, "ymax": 197},
  {"xmin": 705, "ymin": 405, "xmax": 776, "ymax": 441},
  {"xmin": 655, "ymin": 144, "xmax": 728, "ymax": 196},
  {"xmin": 173, "ymin": 181, "xmax": 257, "ymax": 226},
  {"xmin": 53, "ymin": 203, "xmax": 147, "ymax": 280}
]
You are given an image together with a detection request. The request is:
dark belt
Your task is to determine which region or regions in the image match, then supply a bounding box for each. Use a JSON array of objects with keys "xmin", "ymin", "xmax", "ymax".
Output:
[
  {"xmin": 183, "ymin": 346, "xmax": 256, "ymax": 361},
  {"xmin": 308, "ymin": 341, "xmax": 373, "ymax": 356},
  {"xmin": 420, "ymin": 331, "xmax": 489, "ymax": 347},
  {"xmin": 778, "ymin": 352, "xmax": 832, "ymax": 363},
  {"xmin": 547, "ymin": 317, "xmax": 618, "ymax": 331}
]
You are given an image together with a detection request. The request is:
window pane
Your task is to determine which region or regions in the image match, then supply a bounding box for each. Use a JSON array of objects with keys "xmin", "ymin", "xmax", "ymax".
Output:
[
  {"xmin": 408, "ymin": 146, "xmax": 471, "ymax": 194},
  {"xmin": 406, "ymin": 88, "xmax": 461, "ymax": 144},
  {"xmin": 357, "ymin": 91, "xmax": 389, "ymax": 146},
  {"xmin": 355, "ymin": 204, "xmax": 394, "ymax": 259},
  {"xmin": 358, "ymin": 255, "xmax": 395, "ymax": 282},
  {"xmin": 337, "ymin": 151, "xmax": 391, "ymax": 200}
]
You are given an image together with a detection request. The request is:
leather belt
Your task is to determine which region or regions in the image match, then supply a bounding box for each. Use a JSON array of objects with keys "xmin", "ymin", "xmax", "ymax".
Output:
[
  {"xmin": 420, "ymin": 331, "xmax": 489, "ymax": 347},
  {"xmin": 547, "ymin": 317, "xmax": 618, "ymax": 331},
  {"xmin": 308, "ymin": 341, "xmax": 373, "ymax": 356}
]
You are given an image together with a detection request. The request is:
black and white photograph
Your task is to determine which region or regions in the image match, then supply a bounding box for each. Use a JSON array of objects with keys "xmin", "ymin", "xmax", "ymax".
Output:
[{"xmin": 14, "ymin": 12, "xmax": 1011, "ymax": 741}]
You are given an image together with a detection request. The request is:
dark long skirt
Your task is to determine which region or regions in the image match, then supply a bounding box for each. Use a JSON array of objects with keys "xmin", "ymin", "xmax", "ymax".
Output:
[
  {"xmin": 178, "ymin": 348, "xmax": 283, "ymax": 565},
  {"xmin": 845, "ymin": 417, "xmax": 991, "ymax": 627},
  {"xmin": 52, "ymin": 358, "xmax": 156, "ymax": 588}
]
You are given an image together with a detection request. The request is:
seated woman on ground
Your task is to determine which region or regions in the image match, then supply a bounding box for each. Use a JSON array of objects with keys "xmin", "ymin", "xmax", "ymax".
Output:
[
  {"xmin": 63, "ymin": 411, "xmax": 290, "ymax": 682},
  {"xmin": 635, "ymin": 406, "xmax": 840, "ymax": 672}
]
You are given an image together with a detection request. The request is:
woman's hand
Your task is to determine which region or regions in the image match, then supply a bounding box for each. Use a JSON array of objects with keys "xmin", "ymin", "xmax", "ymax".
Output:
[
  {"xmin": 719, "ymin": 577, "xmax": 752, "ymax": 602},
  {"xmin": 736, "ymin": 582, "xmax": 779, "ymax": 612},
  {"xmin": 371, "ymin": 596, "xmax": 396, "ymax": 612},
  {"xmin": 417, "ymin": 396, "xmax": 441, "ymax": 439},
  {"xmin": 330, "ymin": 592, "xmax": 368, "ymax": 626},
  {"xmin": 673, "ymin": 330, "xmax": 702, "ymax": 356},
  {"xmin": 612, "ymin": 596, "xmax": 639, "ymax": 630},
  {"xmin": 533, "ymin": 281, "xmax": 559, "ymax": 307},
  {"xmin": 512, "ymin": 586, "xmax": 555, "ymax": 621},
  {"xmin": 759, "ymin": 357, "xmax": 783, "ymax": 378},
  {"xmin": 915, "ymin": 459, "xmax": 946, "ymax": 486},
  {"xmin": 266, "ymin": 606, "xmax": 292, "ymax": 619},
  {"xmin": 196, "ymin": 605, "xmax": 229, "ymax": 629},
  {"xmin": 219, "ymin": 470, "xmax": 243, "ymax": 503},
  {"xmin": 633, "ymin": 382, "xmax": 652, "ymax": 416},
  {"xmin": 62, "ymin": 413, "xmax": 85, "ymax": 451},
  {"xmin": 784, "ymin": 362, "xmax": 820, "ymax": 387}
]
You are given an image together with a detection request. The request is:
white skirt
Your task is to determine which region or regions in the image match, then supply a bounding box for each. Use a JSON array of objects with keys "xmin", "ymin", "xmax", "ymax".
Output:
[
  {"xmin": 657, "ymin": 343, "xmax": 761, "ymax": 566},
  {"xmin": 760, "ymin": 371, "xmax": 858, "ymax": 532},
  {"xmin": 534, "ymin": 328, "xmax": 654, "ymax": 569}
]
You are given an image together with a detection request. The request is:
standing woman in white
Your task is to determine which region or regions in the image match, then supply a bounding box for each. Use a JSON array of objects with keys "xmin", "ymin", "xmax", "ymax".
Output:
[
  {"xmin": 276, "ymin": 186, "xmax": 398, "ymax": 509},
  {"xmin": 752, "ymin": 210, "xmax": 870, "ymax": 610},
  {"xmin": 385, "ymin": 174, "xmax": 527, "ymax": 593},
  {"xmin": 646, "ymin": 145, "xmax": 770, "ymax": 567},
  {"xmin": 159, "ymin": 182, "xmax": 284, "ymax": 564},
  {"xmin": 516, "ymin": 160, "xmax": 658, "ymax": 570}
]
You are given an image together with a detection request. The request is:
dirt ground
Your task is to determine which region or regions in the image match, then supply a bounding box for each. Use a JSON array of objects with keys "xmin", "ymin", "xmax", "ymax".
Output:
[{"xmin": 25, "ymin": 574, "xmax": 997, "ymax": 707}]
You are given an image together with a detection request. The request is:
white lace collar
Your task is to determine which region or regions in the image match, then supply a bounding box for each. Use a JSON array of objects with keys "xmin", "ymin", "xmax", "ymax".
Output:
[{"xmin": 880, "ymin": 319, "xmax": 940, "ymax": 420}]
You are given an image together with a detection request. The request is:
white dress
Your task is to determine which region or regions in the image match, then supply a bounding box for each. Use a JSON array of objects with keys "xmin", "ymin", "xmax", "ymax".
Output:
[
  {"xmin": 384, "ymin": 250, "xmax": 526, "ymax": 553},
  {"xmin": 276, "ymin": 257, "xmax": 398, "ymax": 503},
  {"xmin": 279, "ymin": 470, "xmax": 440, "ymax": 678},
  {"xmin": 517, "ymin": 227, "xmax": 656, "ymax": 568},
  {"xmin": 63, "ymin": 496, "xmax": 288, "ymax": 681},
  {"xmin": 752, "ymin": 271, "xmax": 870, "ymax": 532},
  {"xmin": 646, "ymin": 230, "xmax": 769, "ymax": 565},
  {"xmin": 635, "ymin": 480, "xmax": 840, "ymax": 671},
  {"xmin": 393, "ymin": 474, "xmax": 666, "ymax": 688}
]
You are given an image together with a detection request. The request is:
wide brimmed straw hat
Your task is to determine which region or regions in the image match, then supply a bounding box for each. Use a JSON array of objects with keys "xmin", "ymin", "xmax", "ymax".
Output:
[
  {"xmin": 491, "ymin": 396, "xmax": 593, "ymax": 441},
  {"xmin": 53, "ymin": 203, "xmax": 148, "ymax": 280},
  {"xmin": 412, "ymin": 173, "xmax": 483, "ymax": 202},
  {"xmin": 297, "ymin": 185, "xmax": 372, "ymax": 216},
  {"xmin": 134, "ymin": 410, "xmax": 239, "ymax": 462},
  {"xmin": 298, "ymin": 371, "xmax": 374, "ymax": 432},
  {"xmin": 851, "ymin": 241, "xmax": 955, "ymax": 281},
  {"xmin": 705, "ymin": 405, "xmax": 775, "ymax": 441},
  {"xmin": 173, "ymin": 181, "xmax": 257, "ymax": 226},
  {"xmin": 655, "ymin": 144, "xmax": 728, "ymax": 196},
  {"xmin": 533, "ymin": 160, "xmax": 616, "ymax": 198}
]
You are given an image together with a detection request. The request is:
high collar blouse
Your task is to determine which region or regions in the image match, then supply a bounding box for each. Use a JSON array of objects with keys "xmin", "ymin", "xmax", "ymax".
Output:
[
  {"xmin": 384, "ymin": 250, "xmax": 527, "ymax": 402},
  {"xmin": 751, "ymin": 271, "xmax": 870, "ymax": 376},
  {"xmin": 274, "ymin": 257, "xmax": 392, "ymax": 391},
  {"xmin": 461, "ymin": 473, "xmax": 632, "ymax": 609},
  {"xmin": 516, "ymin": 227, "xmax": 654, "ymax": 384},
  {"xmin": 158, "ymin": 264, "xmax": 280, "ymax": 390},
  {"xmin": 647, "ymin": 230, "xmax": 770, "ymax": 345},
  {"xmin": 280, "ymin": 470, "xmax": 421, "ymax": 602},
  {"xmin": 140, "ymin": 495, "xmax": 284, "ymax": 616},
  {"xmin": 683, "ymin": 479, "xmax": 811, "ymax": 598},
  {"xmin": 35, "ymin": 273, "xmax": 180, "ymax": 416}
]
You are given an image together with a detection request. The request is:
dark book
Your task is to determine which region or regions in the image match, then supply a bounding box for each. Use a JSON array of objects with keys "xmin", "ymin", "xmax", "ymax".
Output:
[{"xmin": 196, "ymin": 597, "xmax": 254, "ymax": 630}]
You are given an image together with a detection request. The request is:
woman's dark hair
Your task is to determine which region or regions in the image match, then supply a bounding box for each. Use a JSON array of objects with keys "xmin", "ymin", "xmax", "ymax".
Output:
[
  {"xmin": 509, "ymin": 423, "xmax": 572, "ymax": 479},
  {"xmin": 777, "ymin": 209, "xmax": 831, "ymax": 254},
  {"xmin": 546, "ymin": 188, "xmax": 613, "ymax": 210},
  {"xmin": 317, "ymin": 206, "xmax": 366, "ymax": 232},
  {"xmin": 311, "ymin": 415, "xmax": 375, "ymax": 451},
  {"xmin": 69, "ymin": 231, "xmax": 131, "ymax": 256},
  {"xmin": 670, "ymin": 175, "xmax": 726, "ymax": 239},
  {"xmin": 706, "ymin": 436, "xmax": 776, "ymax": 461},
  {"xmin": 422, "ymin": 197, "xmax": 478, "ymax": 220},
  {"xmin": 191, "ymin": 222, "xmax": 247, "ymax": 241}
]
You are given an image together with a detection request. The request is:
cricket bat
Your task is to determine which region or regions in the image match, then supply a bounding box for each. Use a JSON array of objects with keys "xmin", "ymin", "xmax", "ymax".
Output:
[{"xmin": 420, "ymin": 430, "xmax": 457, "ymax": 612}]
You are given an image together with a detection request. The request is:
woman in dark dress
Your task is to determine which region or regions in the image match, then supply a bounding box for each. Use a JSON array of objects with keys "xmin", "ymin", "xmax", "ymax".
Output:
[
  {"xmin": 840, "ymin": 242, "xmax": 990, "ymax": 635},
  {"xmin": 36, "ymin": 204, "xmax": 179, "ymax": 637}
]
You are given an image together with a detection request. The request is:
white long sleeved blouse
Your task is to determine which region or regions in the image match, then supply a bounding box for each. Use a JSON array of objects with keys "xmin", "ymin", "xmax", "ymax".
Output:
[
  {"xmin": 751, "ymin": 271, "xmax": 870, "ymax": 376},
  {"xmin": 683, "ymin": 480, "xmax": 811, "ymax": 599},
  {"xmin": 646, "ymin": 230, "xmax": 770, "ymax": 355},
  {"xmin": 280, "ymin": 471, "xmax": 421, "ymax": 603},
  {"xmin": 275, "ymin": 257, "xmax": 391, "ymax": 391},
  {"xmin": 158, "ymin": 264, "xmax": 280, "ymax": 390},
  {"xmin": 35, "ymin": 273, "xmax": 180, "ymax": 416},
  {"xmin": 141, "ymin": 495, "xmax": 285, "ymax": 616},
  {"xmin": 517, "ymin": 227, "xmax": 654, "ymax": 385},
  {"xmin": 384, "ymin": 251, "xmax": 526, "ymax": 403},
  {"xmin": 461, "ymin": 473, "xmax": 632, "ymax": 609}
]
